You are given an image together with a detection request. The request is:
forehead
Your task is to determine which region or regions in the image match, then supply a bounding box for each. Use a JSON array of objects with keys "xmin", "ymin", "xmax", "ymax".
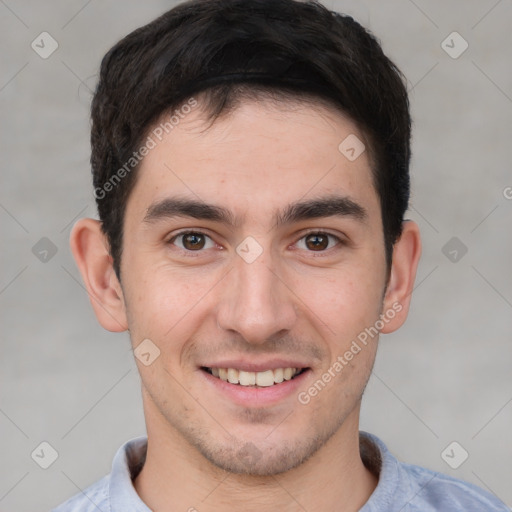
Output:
[{"xmin": 126, "ymin": 98, "xmax": 381, "ymax": 226}]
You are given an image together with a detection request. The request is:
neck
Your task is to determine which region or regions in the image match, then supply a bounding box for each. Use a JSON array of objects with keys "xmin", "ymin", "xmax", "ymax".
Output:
[{"xmin": 134, "ymin": 403, "xmax": 378, "ymax": 512}]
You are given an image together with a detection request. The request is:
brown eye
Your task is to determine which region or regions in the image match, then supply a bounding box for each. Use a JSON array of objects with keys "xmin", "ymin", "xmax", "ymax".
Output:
[
  {"xmin": 305, "ymin": 233, "xmax": 329, "ymax": 251},
  {"xmin": 170, "ymin": 231, "xmax": 215, "ymax": 251},
  {"xmin": 183, "ymin": 233, "xmax": 205, "ymax": 250},
  {"xmin": 296, "ymin": 232, "xmax": 341, "ymax": 252}
]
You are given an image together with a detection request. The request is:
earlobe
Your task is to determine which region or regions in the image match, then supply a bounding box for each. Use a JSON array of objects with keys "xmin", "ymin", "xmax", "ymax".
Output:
[
  {"xmin": 380, "ymin": 220, "xmax": 422, "ymax": 334},
  {"xmin": 69, "ymin": 218, "xmax": 128, "ymax": 332}
]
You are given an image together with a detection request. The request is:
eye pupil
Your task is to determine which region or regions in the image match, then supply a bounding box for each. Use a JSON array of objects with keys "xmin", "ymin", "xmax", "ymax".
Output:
[
  {"xmin": 183, "ymin": 233, "xmax": 205, "ymax": 250},
  {"xmin": 306, "ymin": 233, "xmax": 329, "ymax": 251}
]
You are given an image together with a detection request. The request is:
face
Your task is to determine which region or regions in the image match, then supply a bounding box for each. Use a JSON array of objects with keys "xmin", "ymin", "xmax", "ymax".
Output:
[{"xmin": 119, "ymin": 99, "xmax": 390, "ymax": 475}]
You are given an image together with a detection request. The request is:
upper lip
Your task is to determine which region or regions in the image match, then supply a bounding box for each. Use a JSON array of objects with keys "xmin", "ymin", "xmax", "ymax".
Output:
[{"xmin": 200, "ymin": 359, "xmax": 310, "ymax": 372}]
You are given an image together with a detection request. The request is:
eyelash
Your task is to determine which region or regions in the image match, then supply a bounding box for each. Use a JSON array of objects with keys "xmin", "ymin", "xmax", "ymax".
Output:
[{"xmin": 167, "ymin": 229, "xmax": 344, "ymax": 256}]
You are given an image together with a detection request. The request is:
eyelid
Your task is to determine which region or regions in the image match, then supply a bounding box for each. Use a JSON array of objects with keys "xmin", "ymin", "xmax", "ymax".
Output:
[
  {"xmin": 299, "ymin": 228, "xmax": 345, "ymax": 239},
  {"xmin": 294, "ymin": 229, "xmax": 345, "ymax": 252},
  {"xmin": 168, "ymin": 228, "xmax": 212, "ymax": 238},
  {"xmin": 167, "ymin": 229, "xmax": 218, "ymax": 252}
]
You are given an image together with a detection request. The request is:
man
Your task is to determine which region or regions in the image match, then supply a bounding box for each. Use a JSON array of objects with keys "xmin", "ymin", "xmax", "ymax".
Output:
[{"xmin": 53, "ymin": 0, "xmax": 508, "ymax": 510}]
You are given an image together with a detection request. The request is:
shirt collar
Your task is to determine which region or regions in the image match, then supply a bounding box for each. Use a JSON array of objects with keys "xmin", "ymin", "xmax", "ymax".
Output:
[
  {"xmin": 109, "ymin": 436, "xmax": 151, "ymax": 511},
  {"xmin": 359, "ymin": 431, "xmax": 400, "ymax": 511}
]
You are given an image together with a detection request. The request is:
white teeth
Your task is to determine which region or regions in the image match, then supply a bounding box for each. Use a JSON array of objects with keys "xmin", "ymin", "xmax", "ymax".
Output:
[
  {"xmin": 239, "ymin": 370, "xmax": 256, "ymax": 386},
  {"xmin": 209, "ymin": 367, "xmax": 302, "ymax": 386},
  {"xmin": 227, "ymin": 368, "xmax": 239, "ymax": 384},
  {"xmin": 283, "ymin": 368, "xmax": 294, "ymax": 381},
  {"xmin": 273, "ymin": 368, "xmax": 284, "ymax": 383},
  {"xmin": 256, "ymin": 370, "xmax": 275, "ymax": 387}
]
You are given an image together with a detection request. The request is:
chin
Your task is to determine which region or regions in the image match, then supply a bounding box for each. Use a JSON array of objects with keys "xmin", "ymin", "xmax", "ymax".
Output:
[
  {"xmin": 188, "ymin": 424, "xmax": 336, "ymax": 476},
  {"xmin": 202, "ymin": 443, "xmax": 314, "ymax": 476}
]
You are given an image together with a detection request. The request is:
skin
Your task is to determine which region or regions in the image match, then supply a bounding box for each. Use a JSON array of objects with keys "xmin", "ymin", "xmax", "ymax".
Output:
[{"xmin": 71, "ymin": 98, "xmax": 421, "ymax": 512}]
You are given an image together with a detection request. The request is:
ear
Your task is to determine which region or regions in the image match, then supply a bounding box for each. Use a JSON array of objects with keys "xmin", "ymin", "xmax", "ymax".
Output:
[
  {"xmin": 69, "ymin": 218, "xmax": 128, "ymax": 332},
  {"xmin": 380, "ymin": 220, "xmax": 421, "ymax": 334}
]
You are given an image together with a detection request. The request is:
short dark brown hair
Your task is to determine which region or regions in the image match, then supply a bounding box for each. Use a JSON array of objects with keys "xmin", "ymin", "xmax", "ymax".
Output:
[{"xmin": 91, "ymin": 0, "xmax": 411, "ymax": 279}]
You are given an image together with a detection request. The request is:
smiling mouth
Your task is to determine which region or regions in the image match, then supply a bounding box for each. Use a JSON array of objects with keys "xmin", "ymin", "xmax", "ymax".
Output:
[{"xmin": 201, "ymin": 367, "xmax": 308, "ymax": 387}]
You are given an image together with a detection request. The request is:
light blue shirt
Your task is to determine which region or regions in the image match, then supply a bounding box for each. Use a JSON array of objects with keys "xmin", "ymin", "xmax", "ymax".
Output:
[{"xmin": 52, "ymin": 432, "xmax": 509, "ymax": 511}]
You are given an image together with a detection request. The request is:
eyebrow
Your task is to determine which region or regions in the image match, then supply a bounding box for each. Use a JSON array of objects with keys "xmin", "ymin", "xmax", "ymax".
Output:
[
  {"xmin": 275, "ymin": 194, "xmax": 367, "ymax": 227},
  {"xmin": 142, "ymin": 194, "xmax": 367, "ymax": 228}
]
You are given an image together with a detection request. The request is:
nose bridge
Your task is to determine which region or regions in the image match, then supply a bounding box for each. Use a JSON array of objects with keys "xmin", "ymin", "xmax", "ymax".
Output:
[{"xmin": 216, "ymin": 244, "xmax": 296, "ymax": 343}]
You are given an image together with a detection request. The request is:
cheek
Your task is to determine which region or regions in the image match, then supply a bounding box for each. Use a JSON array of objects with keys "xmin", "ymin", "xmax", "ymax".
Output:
[
  {"xmin": 297, "ymin": 267, "xmax": 384, "ymax": 341},
  {"xmin": 122, "ymin": 264, "xmax": 218, "ymax": 346}
]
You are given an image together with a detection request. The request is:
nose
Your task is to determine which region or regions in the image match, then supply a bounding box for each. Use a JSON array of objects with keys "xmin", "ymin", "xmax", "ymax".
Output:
[{"xmin": 216, "ymin": 245, "xmax": 297, "ymax": 345}]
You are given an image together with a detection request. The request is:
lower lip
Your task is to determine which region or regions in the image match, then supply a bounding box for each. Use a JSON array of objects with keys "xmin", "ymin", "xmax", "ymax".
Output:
[{"xmin": 199, "ymin": 368, "xmax": 311, "ymax": 407}]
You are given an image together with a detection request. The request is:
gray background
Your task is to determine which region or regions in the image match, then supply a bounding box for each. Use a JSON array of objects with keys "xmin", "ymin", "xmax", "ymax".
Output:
[{"xmin": 1, "ymin": 1, "xmax": 511, "ymax": 510}]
